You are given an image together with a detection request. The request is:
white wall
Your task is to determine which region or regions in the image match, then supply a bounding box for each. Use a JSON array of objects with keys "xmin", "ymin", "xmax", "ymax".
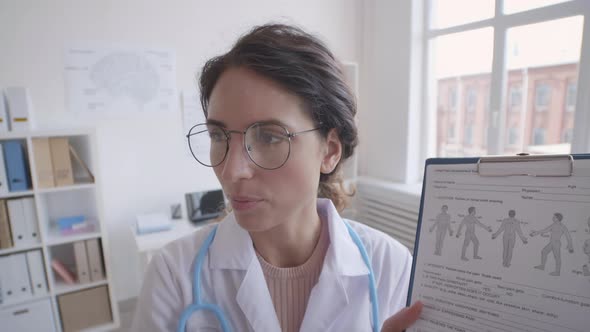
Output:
[
  {"xmin": 0, "ymin": 0, "xmax": 363, "ymax": 300},
  {"xmin": 358, "ymin": 0, "xmax": 423, "ymax": 184}
]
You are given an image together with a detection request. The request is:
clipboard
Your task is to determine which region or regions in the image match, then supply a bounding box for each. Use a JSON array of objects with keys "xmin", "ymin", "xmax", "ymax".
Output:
[{"xmin": 406, "ymin": 153, "xmax": 590, "ymax": 332}]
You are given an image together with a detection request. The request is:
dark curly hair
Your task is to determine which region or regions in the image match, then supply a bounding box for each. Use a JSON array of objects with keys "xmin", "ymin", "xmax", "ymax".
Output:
[{"xmin": 198, "ymin": 23, "xmax": 358, "ymax": 211}]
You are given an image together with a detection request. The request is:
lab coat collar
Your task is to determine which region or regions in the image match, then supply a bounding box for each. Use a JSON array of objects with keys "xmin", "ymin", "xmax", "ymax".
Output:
[{"xmin": 208, "ymin": 198, "xmax": 369, "ymax": 277}]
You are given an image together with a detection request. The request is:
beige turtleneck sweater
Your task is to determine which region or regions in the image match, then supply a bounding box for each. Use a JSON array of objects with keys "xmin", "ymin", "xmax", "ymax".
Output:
[{"xmin": 255, "ymin": 220, "xmax": 330, "ymax": 332}]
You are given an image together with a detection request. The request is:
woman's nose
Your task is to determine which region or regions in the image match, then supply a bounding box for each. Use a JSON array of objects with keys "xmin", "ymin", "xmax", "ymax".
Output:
[{"xmin": 219, "ymin": 134, "xmax": 254, "ymax": 182}]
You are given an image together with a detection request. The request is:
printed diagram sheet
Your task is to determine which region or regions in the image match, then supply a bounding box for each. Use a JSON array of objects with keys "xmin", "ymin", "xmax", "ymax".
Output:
[
  {"xmin": 408, "ymin": 159, "xmax": 590, "ymax": 332},
  {"xmin": 64, "ymin": 45, "xmax": 177, "ymax": 114}
]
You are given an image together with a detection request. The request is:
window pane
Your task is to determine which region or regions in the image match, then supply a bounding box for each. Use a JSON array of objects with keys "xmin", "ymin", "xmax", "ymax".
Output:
[
  {"xmin": 502, "ymin": 16, "xmax": 582, "ymax": 154},
  {"xmin": 504, "ymin": 0, "xmax": 573, "ymax": 14},
  {"xmin": 434, "ymin": 28, "xmax": 493, "ymax": 157},
  {"xmin": 431, "ymin": 0, "xmax": 494, "ymax": 29}
]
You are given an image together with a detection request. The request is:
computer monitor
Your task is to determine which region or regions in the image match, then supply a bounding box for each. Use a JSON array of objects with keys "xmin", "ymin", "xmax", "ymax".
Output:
[{"xmin": 185, "ymin": 189, "xmax": 226, "ymax": 223}]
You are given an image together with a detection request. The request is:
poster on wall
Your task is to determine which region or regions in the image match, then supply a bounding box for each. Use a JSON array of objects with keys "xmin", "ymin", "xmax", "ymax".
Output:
[{"xmin": 64, "ymin": 45, "xmax": 177, "ymax": 114}]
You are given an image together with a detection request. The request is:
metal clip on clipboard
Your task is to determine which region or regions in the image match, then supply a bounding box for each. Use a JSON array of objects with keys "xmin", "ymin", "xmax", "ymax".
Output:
[{"xmin": 477, "ymin": 154, "xmax": 574, "ymax": 177}]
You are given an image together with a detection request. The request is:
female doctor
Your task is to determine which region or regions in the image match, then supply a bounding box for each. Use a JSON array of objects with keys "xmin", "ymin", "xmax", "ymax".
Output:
[{"xmin": 132, "ymin": 23, "xmax": 422, "ymax": 332}]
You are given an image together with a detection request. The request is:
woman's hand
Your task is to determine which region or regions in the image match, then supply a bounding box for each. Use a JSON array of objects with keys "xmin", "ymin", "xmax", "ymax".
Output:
[{"xmin": 381, "ymin": 301, "xmax": 423, "ymax": 332}]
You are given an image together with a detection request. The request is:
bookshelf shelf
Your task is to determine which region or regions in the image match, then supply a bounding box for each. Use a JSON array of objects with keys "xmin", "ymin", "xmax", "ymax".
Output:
[
  {"xmin": 0, "ymin": 190, "xmax": 35, "ymax": 199},
  {"xmin": 0, "ymin": 128, "xmax": 118, "ymax": 332},
  {"xmin": 0, "ymin": 242, "xmax": 42, "ymax": 256},
  {"xmin": 46, "ymin": 231, "xmax": 101, "ymax": 247},
  {"xmin": 0, "ymin": 293, "xmax": 51, "ymax": 310},
  {"xmin": 36, "ymin": 182, "xmax": 95, "ymax": 194},
  {"xmin": 53, "ymin": 279, "xmax": 108, "ymax": 296}
]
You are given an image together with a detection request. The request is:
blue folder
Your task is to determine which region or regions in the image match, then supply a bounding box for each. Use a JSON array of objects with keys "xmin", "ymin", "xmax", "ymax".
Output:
[{"xmin": 2, "ymin": 140, "xmax": 31, "ymax": 192}]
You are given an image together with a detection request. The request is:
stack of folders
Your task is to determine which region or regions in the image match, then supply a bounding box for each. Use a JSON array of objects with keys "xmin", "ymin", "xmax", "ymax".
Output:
[
  {"xmin": 0, "ymin": 87, "xmax": 33, "ymax": 133},
  {"xmin": 0, "ymin": 250, "xmax": 48, "ymax": 305},
  {"xmin": 32, "ymin": 137, "xmax": 94, "ymax": 189},
  {"xmin": 0, "ymin": 140, "xmax": 32, "ymax": 193},
  {"xmin": 0, "ymin": 198, "xmax": 40, "ymax": 250},
  {"xmin": 56, "ymin": 215, "xmax": 95, "ymax": 236},
  {"xmin": 51, "ymin": 239, "xmax": 105, "ymax": 285}
]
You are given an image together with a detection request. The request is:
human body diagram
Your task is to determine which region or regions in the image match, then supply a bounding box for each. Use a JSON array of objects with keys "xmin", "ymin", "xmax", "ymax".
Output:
[
  {"xmin": 429, "ymin": 205, "xmax": 453, "ymax": 256},
  {"xmin": 491, "ymin": 210, "xmax": 527, "ymax": 268},
  {"xmin": 531, "ymin": 213, "xmax": 573, "ymax": 276},
  {"xmin": 456, "ymin": 207, "xmax": 492, "ymax": 261}
]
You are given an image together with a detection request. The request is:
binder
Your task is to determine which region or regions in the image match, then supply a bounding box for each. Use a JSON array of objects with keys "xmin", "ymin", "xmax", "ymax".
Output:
[
  {"xmin": 85, "ymin": 239, "xmax": 105, "ymax": 281},
  {"xmin": 49, "ymin": 137, "xmax": 74, "ymax": 187},
  {"xmin": 3, "ymin": 140, "xmax": 31, "ymax": 192},
  {"xmin": 31, "ymin": 138, "xmax": 55, "ymax": 188},
  {"xmin": 0, "ymin": 255, "xmax": 8, "ymax": 303},
  {"xmin": 407, "ymin": 153, "xmax": 590, "ymax": 332},
  {"xmin": 0, "ymin": 200, "xmax": 13, "ymax": 249},
  {"xmin": 7, "ymin": 199, "xmax": 27, "ymax": 246},
  {"xmin": 7, "ymin": 253, "xmax": 32, "ymax": 302},
  {"xmin": 22, "ymin": 197, "xmax": 40, "ymax": 244},
  {"xmin": 0, "ymin": 90, "xmax": 9, "ymax": 132},
  {"xmin": 4, "ymin": 87, "xmax": 32, "ymax": 132},
  {"xmin": 73, "ymin": 241, "xmax": 90, "ymax": 283},
  {"xmin": 0, "ymin": 143, "xmax": 9, "ymax": 195},
  {"xmin": 25, "ymin": 250, "xmax": 48, "ymax": 296}
]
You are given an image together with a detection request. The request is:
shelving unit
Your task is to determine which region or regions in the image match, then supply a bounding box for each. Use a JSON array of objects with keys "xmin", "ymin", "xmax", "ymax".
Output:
[{"xmin": 0, "ymin": 128, "xmax": 119, "ymax": 332}]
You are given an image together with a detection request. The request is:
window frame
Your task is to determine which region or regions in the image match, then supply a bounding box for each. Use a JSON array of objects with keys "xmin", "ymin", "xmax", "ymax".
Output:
[{"xmin": 422, "ymin": 0, "xmax": 590, "ymax": 159}]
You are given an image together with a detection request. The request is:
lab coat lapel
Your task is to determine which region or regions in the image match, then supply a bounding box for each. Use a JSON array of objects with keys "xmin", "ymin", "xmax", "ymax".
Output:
[
  {"xmin": 236, "ymin": 257, "xmax": 281, "ymax": 331},
  {"xmin": 300, "ymin": 199, "xmax": 370, "ymax": 331},
  {"xmin": 298, "ymin": 263, "xmax": 349, "ymax": 331}
]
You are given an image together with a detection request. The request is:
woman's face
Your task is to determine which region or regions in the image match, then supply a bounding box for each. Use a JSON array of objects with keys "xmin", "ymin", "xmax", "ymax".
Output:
[{"xmin": 207, "ymin": 67, "xmax": 333, "ymax": 232}]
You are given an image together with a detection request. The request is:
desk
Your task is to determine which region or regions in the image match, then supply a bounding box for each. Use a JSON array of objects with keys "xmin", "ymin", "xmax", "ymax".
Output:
[{"xmin": 133, "ymin": 219, "xmax": 209, "ymax": 274}]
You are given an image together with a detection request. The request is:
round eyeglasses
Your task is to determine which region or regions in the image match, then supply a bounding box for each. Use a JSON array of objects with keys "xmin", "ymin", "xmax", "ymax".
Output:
[{"xmin": 187, "ymin": 122, "xmax": 322, "ymax": 170}]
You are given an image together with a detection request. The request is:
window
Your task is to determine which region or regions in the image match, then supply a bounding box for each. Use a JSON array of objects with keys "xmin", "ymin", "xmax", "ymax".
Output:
[
  {"xmin": 464, "ymin": 126, "xmax": 473, "ymax": 146},
  {"xmin": 447, "ymin": 124, "xmax": 455, "ymax": 140},
  {"xmin": 448, "ymin": 87, "xmax": 457, "ymax": 111},
  {"xmin": 466, "ymin": 87, "xmax": 477, "ymax": 112},
  {"xmin": 426, "ymin": 2, "xmax": 586, "ymax": 157},
  {"xmin": 566, "ymin": 82, "xmax": 576, "ymax": 111},
  {"xmin": 532, "ymin": 128, "xmax": 546, "ymax": 145},
  {"xmin": 535, "ymin": 83, "xmax": 552, "ymax": 109},
  {"xmin": 562, "ymin": 128, "xmax": 574, "ymax": 143},
  {"xmin": 509, "ymin": 85, "xmax": 522, "ymax": 110},
  {"xmin": 508, "ymin": 127, "xmax": 519, "ymax": 146}
]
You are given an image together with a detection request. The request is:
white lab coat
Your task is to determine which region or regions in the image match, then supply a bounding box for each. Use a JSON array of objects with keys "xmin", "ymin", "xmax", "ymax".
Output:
[{"xmin": 132, "ymin": 199, "xmax": 412, "ymax": 331}]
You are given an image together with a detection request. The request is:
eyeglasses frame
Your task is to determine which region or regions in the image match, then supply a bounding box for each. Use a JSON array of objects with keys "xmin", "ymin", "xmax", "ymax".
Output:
[{"xmin": 187, "ymin": 121, "xmax": 323, "ymax": 170}]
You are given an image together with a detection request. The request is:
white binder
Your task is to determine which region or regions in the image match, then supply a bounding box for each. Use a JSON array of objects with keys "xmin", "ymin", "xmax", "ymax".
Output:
[
  {"xmin": 0, "ymin": 91, "xmax": 8, "ymax": 132},
  {"xmin": 85, "ymin": 239, "xmax": 105, "ymax": 281},
  {"xmin": 0, "ymin": 255, "xmax": 8, "ymax": 304},
  {"xmin": 7, "ymin": 253, "xmax": 32, "ymax": 302},
  {"xmin": 26, "ymin": 250, "xmax": 48, "ymax": 296},
  {"xmin": 4, "ymin": 87, "xmax": 32, "ymax": 132},
  {"xmin": 22, "ymin": 197, "xmax": 40, "ymax": 244},
  {"xmin": 7, "ymin": 199, "xmax": 27, "ymax": 246},
  {"xmin": 73, "ymin": 241, "xmax": 91, "ymax": 283},
  {"xmin": 0, "ymin": 145, "xmax": 9, "ymax": 195}
]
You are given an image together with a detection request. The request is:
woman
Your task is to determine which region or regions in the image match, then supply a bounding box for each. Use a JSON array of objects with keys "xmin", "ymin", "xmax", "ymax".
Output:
[{"xmin": 132, "ymin": 23, "xmax": 422, "ymax": 332}]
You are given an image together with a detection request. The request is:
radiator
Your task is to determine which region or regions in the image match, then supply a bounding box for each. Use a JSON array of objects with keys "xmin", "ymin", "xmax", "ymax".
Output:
[{"xmin": 345, "ymin": 178, "xmax": 421, "ymax": 251}]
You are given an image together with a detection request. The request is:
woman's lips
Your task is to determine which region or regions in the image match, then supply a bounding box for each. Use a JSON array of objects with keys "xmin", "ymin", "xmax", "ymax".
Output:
[{"xmin": 230, "ymin": 197, "xmax": 264, "ymax": 211}]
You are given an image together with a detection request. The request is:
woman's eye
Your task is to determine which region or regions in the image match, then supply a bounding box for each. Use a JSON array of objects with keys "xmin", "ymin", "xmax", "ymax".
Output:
[
  {"xmin": 258, "ymin": 131, "xmax": 283, "ymax": 144},
  {"xmin": 209, "ymin": 130, "xmax": 225, "ymax": 141}
]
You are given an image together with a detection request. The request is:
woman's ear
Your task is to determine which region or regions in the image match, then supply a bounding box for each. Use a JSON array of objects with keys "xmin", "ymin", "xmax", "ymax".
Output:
[{"xmin": 321, "ymin": 129, "xmax": 342, "ymax": 174}]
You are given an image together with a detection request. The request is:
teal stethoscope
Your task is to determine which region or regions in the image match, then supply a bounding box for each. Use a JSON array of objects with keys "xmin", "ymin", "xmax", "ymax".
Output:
[{"xmin": 177, "ymin": 221, "xmax": 380, "ymax": 332}]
